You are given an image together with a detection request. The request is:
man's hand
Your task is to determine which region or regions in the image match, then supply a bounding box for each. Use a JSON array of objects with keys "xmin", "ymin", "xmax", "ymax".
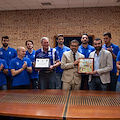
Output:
[
  {"xmin": 107, "ymin": 46, "xmax": 112, "ymax": 52},
  {"xmin": 22, "ymin": 61, "xmax": 27, "ymax": 70},
  {"xmin": 0, "ymin": 63, "xmax": 4, "ymax": 71},
  {"xmin": 86, "ymin": 70, "xmax": 97, "ymax": 75},
  {"xmin": 73, "ymin": 60, "xmax": 79, "ymax": 66}
]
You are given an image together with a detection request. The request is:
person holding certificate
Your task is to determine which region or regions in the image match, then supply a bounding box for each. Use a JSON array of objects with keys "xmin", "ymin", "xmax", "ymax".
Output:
[
  {"xmin": 35, "ymin": 37, "xmax": 60, "ymax": 89},
  {"xmin": 88, "ymin": 38, "xmax": 113, "ymax": 91},
  {"xmin": 61, "ymin": 40, "xmax": 84, "ymax": 90}
]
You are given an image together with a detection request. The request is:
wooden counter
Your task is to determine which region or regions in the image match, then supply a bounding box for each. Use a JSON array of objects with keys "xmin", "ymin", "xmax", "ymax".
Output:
[{"xmin": 0, "ymin": 90, "xmax": 119, "ymax": 120}]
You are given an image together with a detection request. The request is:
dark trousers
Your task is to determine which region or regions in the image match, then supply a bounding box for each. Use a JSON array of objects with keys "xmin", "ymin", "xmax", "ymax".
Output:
[
  {"xmin": 109, "ymin": 72, "xmax": 117, "ymax": 91},
  {"xmin": 88, "ymin": 76, "xmax": 108, "ymax": 91},
  {"xmin": 13, "ymin": 85, "xmax": 30, "ymax": 89},
  {"xmin": 80, "ymin": 74, "xmax": 89, "ymax": 90}
]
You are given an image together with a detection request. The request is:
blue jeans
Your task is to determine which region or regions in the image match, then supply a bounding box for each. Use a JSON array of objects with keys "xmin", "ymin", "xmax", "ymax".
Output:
[
  {"xmin": 109, "ymin": 72, "xmax": 117, "ymax": 91},
  {"xmin": 88, "ymin": 76, "xmax": 108, "ymax": 91},
  {"xmin": 39, "ymin": 70, "xmax": 56, "ymax": 89},
  {"xmin": 0, "ymin": 84, "xmax": 7, "ymax": 90},
  {"xmin": 116, "ymin": 81, "xmax": 120, "ymax": 91},
  {"xmin": 30, "ymin": 78, "xmax": 38, "ymax": 89},
  {"xmin": 56, "ymin": 72, "xmax": 62, "ymax": 89}
]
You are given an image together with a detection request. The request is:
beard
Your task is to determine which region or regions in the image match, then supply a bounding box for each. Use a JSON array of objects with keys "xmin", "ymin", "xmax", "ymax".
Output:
[
  {"xmin": 95, "ymin": 46, "xmax": 102, "ymax": 51},
  {"xmin": 82, "ymin": 42, "xmax": 88, "ymax": 44},
  {"xmin": 82, "ymin": 41, "xmax": 88, "ymax": 44},
  {"xmin": 3, "ymin": 43, "xmax": 8, "ymax": 48}
]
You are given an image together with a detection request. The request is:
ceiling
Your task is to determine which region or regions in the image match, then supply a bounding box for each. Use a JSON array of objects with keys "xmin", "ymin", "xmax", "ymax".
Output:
[{"xmin": 0, "ymin": 0, "xmax": 120, "ymax": 11}]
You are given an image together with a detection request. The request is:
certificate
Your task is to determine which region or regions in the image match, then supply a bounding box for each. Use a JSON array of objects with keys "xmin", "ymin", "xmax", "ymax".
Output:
[
  {"xmin": 35, "ymin": 58, "xmax": 50, "ymax": 68},
  {"xmin": 78, "ymin": 58, "xmax": 94, "ymax": 73}
]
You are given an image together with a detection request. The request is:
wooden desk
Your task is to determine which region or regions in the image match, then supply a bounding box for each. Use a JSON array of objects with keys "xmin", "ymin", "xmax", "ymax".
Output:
[
  {"xmin": 0, "ymin": 89, "xmax": 69, "ymax": 119},
  {"xmin": 66, "ymin": 90, "xmax": 120, "ymax": 120},
  {"xmin": 0, "ymin": 90, "xmax": 119, "ymax": 120}
]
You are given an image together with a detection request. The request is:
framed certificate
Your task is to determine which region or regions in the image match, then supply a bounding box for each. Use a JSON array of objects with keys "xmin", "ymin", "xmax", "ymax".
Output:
[
  {"xmin": 35, "ymin": 58, "xmax": 50, "ymax": 68},
  {"xmin": 78, "ymin": 58, "xmax": 94, "ymax": 73}
]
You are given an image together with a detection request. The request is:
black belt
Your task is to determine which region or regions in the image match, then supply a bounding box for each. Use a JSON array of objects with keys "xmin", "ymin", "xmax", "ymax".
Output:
[{"xmin": 41, "ymin": 70, "xmax": 54, "ymax": 73}]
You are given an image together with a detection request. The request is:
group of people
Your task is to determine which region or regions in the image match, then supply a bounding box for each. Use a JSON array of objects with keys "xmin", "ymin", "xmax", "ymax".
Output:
[{"xmin": 0, "ymin": 32, "xmax": 120, "ymax": 91}]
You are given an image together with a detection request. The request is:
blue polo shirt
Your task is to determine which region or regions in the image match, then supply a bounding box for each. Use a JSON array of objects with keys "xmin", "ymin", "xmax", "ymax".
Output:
[
  {"xmin": 0, "ymin": 59, "xmax": 8, "ymax": 86},
  {"xmin": 103, "ymin": 43, "xmax": 119, "ymax": 73},
  {"xmin": 9, "ymin": 57, "xmax": 32, "ymax": 86},
  {"xmin": 0, "ymin": 47, "xmax": 17, "ymax": 66},
  {"xmin": 25, "ymin": 50, "xmax": 38, "ymax": 79},
  {"xmin": 55, "ymin": 45, "xmax": 70, "ymax": 73},
  {"xmin": 0, "ymin": 47, "xmax": 17, "ymax": 76},
  {"xmin": 116, "ymin": 51, "xmax": 120, "ymax": 82},
  {"xmin": 35, "ymin": 47, "xmax": 59, "ymax": 71},
  {"xmin": 78, "ymin": 44, "xmax": 95, "ymax": 58}
]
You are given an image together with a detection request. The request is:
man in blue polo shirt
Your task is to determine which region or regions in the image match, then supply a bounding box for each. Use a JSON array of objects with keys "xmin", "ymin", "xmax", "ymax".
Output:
[
  {"xmin": 0, "ymin": 59, "xmax": 8, "ymax": 90},
  {"xmin": 9, "ymin": 46, "xmax": 32, "ymax": 89},
  {"xmin": 78, "ymin": 33, "xmax": 95, "ymax": 90},
  {"xmin": 55, "ymin": 34, "xmax": 70, "ymax": 89},
  {"xmin": 102, "ymin": 32, "xmax": 119, "ymax": 91},
  {"xmin": 116, "ymin": 51, "xmax": 120, "ymax": 91},
  {"xmin": 35, "ymin": 37, "xmax": 60, "ymax": 89},
  {"xmin": 0, "ymin": 36, "xmax": 17, "ymax": 89},
  {"xmin": 25, "ymin": 40, "xmax": 39, "ymax": 89}
]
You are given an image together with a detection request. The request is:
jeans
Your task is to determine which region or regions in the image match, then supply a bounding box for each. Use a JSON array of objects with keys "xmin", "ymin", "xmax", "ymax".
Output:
[
  {"xmin": 109, "ymin": 72, "xmax": 117, "ymax": 91},
  {"xmin": 0, "ymin": 84, "xmax": 7, "ymax": 90},
  {"xmin": 30, "ymin": 78, "xmax": 38, "ymax": 89},
  {"xmin": 39, "ymin": 70, "xmax": 56, "ymax": 89},
  {"xmin": 116, "ymin": 81, "xmax": 120, "ymax": 91},
  {"xmin": 56, "ymin": 72, "xmax": 62, "ymax": 89},
  {"xmin": 88, "ymin": 76, "xmax": 108, "ymax": 91}
]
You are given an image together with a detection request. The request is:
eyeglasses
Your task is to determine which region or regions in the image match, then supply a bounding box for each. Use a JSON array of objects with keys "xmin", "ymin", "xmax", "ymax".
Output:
[
  {"xmin": 70, "ymin": 45, "xmax": 78, "ymax": 47},
  {"xmin": 2, "ymin": 40, "xmax": 9, "ymax": 42}
]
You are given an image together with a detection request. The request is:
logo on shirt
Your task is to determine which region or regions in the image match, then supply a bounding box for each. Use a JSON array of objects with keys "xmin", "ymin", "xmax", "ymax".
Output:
[
  {"xmin": 0, "ymin": 51, "xmax": 3, "ymax": 55},
  {"xmin": 48, "ymin": 51, "xmax": 51, "ymax": 56},
  {"xmin": 26, "ymin": 55, "xmax": 28, "ymax": 58},
  {"xmin": 16, "ymin": 62, "xmax": 19, "ymax": 65},
  {"xmin": 9, "ymin": 51, "xmax": 11, "ymax": 55},
  {"xmin": 88, "ymin": 50, "xmax": 91, "ymax": 53}
]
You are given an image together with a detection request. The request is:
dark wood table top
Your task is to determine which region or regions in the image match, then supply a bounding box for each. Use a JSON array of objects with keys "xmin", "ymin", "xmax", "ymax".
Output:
[
  {"xmin": 66, "ymin": 90, "xmax": 120, "ymax": 120},
  {"xmin": 0, "ymin": 90, "xmax": 120, "ymax": 120},
  {"xmin": 0, "ymin": 89, "xmax": 69, "ymax": 119}
]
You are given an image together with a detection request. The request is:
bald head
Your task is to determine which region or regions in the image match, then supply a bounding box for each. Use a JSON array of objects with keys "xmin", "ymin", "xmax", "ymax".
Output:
[
  {"xmin": 17, "ymin": 46, "xmax": 25, "ymax": 52},
  {"xmin": 17, "ymin": 46, "xmax": 26, "ymax": 59}
]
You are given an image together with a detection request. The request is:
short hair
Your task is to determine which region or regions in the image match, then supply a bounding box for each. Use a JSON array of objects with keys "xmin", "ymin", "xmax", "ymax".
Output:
[
  {"xmin": 17, "ymin": 46, "xmax": 25, "ymax": 52},
  {"xmin": 17, "ymin": 48, "xmax": 21, "ymax": 52},
  {"xmin": 94, "ymin": 38, "xmax": 102, "ymax": 43},
  {"xmin": 103, "ymin": 32, "xmax": 111, "ymax": 38},
  {"xmin": 41, "ymin": 37, "xmax": 49, "ymax": 43},
  {"xmin": 82, "ymin": 33, "xmax": 89, "ymax": 37},
  {"xmin": 56, "ymin": 34, "xmax": 64, "ymax": 40},
  {"xmin": 70, "ymin": 39, "xmax": 79, "ymax": 45},
  {"xmin": 25, "ymin": 40, "xmax": 33, "ymax": 46},
  {"xmin": 2, "ymin": 36, "xmax": 9, "ymax": 41}
]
